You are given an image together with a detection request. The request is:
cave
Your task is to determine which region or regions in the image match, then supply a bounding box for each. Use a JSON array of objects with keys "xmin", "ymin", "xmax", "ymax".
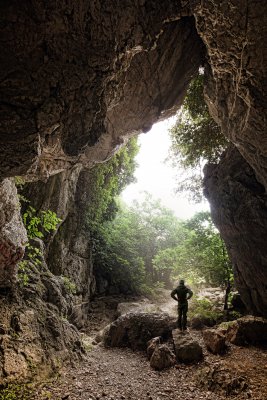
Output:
[{"xmin": 0, "ymin": 0, "xmax": 267, "ymax": 385}]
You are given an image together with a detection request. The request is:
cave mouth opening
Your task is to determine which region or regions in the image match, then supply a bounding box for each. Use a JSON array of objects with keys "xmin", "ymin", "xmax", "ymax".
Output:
[{"xmin": 121, "ymin": 117, "xmax": 210, "ymax": 221}]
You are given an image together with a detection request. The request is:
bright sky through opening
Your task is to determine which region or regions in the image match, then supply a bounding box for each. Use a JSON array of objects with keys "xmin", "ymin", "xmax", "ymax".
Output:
[{"xmin": 121, "ymin": 118, "xmax": 210, "ymax": 220}]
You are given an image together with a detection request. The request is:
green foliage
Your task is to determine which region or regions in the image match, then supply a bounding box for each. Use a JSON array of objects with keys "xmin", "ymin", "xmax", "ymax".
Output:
[
  {"xmin": 171, "ymin": 211, "xmax": 233, "ymax": 287},
  {"xmin": 168, "ymin": 73, "xmax": 228, "ymax": 202},
  {"xmin": 61, "ymin": 276, "xmax": 77, "ymax": 295},
  {"xmin": 189, "ymin": 297, "xmax": 223, "ymax": 322},
  {"xmin": 93, "ymin": 194, "xmax": 185, "ymax": 292},
  {"xmin": 87, "ymin": 137, "xmax": 139, "ymax": 230},
  {"xmin": 18, "ymin": 199, "xmax": 62, "ymax": 287},
  {"xmin": 14, "ymin": 176, "xmax": 25, "ymax": 188},
  {"xmin": 23, "ymin": 206, "xmax": 61, "ymax": 240},
  {"xmin": 92, "ymin": 190, "xmax": 233, "ymax": 293},
  {"xmin": 86, "ymin": 138, "xmax": 141, "ymax": 293},
  {"xmin": 0, "ymin": 384, "xmax": 34, "ymax": 400}
]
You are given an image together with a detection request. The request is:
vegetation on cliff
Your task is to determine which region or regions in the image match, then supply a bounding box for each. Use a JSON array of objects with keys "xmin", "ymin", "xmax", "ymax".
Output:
[{"xmin": 168, "ymin": 73, "xmax": 228, "ymax": 202}]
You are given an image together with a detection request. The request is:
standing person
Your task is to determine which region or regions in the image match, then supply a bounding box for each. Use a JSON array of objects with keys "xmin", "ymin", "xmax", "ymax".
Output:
[{"xmin": 171, "ymin": 279, "xmax": 193, "ymax": 331}]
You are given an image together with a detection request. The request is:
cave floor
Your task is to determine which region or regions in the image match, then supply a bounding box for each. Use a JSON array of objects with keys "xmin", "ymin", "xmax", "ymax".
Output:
[
  {"xmin": 29, "ymin": 292, "xmax": 267, "ymax": 399},
  {"xmin": 32, "ymin": 339, "xmax": 267, "ymax": 400}
]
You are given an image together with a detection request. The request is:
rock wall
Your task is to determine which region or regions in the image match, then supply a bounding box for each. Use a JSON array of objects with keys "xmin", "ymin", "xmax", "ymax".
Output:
[
  {"xmin": 0, "ymin": 179, "xmax": 27, "ymax": 288},
  {"xmin": 0, "ymin": 1, "xmax": 203, "ymax": 180},
  {"xmin": 193, "ymin": 0, "xmax": 267, "ymax": 317},
  {"xmin": 204, "ymin": 147, "xmax": 267, "ymax": 317},
  {"xmin": 0, "ymin": 242, "xmax": 84, "ymax": 384},
  {"xmin": 194, "ymin": 0, "xmax": 267, "ymax": 187},
  {"xmin": 26, "ymin": 167, "xmax": 98, "ymax": 327}
]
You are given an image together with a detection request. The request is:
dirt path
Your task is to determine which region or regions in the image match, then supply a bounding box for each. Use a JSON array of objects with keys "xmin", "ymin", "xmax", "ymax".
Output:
[{"xmin": 34, "ymin": 345, "xmax": 223, "ymax": 400}]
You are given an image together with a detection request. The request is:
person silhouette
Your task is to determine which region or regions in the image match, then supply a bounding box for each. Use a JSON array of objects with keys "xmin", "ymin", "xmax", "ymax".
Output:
[{"xmin": 171, "ymin": 279, "xmax": 193, "ymax": 331}]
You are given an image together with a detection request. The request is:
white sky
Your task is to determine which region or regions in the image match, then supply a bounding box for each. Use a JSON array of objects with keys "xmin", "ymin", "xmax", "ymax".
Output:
[{"xmin": 121, "ymin": 118, "xmax": 210, "ymax": 220}]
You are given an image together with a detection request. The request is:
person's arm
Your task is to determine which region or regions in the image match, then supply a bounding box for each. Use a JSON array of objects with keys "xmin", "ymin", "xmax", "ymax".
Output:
[
  {"xmin": 187, "ymin": 288, "xmax": 193, "ymax": 300},
  {"xmin": 171, "ymin": 289, "xmax": 178, "ymax": 301}
]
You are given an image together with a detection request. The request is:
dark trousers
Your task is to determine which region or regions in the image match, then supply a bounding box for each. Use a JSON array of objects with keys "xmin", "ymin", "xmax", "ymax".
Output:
[{"xmin": 177, "ymin": 302, "xmax": 188, "ymax": 330}]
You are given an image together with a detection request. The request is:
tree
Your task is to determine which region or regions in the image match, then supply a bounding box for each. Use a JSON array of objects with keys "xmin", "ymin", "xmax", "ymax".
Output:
[
  {"xmin": 168, "ymin": 73, "xmax": 228, "ymax": 202},
  {"xmin": 174, "ymin": 212, "xmax": 233, "ymax": 287},
  {"xmin": 86, "ymin": 137, "xmax": 139, "ymax": 229}
]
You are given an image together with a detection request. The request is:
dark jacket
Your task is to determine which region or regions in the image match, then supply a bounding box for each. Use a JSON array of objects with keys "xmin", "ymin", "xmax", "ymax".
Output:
[{"xmin": 171, "ymin": 284, "xmax": 193, "ymax": 304}]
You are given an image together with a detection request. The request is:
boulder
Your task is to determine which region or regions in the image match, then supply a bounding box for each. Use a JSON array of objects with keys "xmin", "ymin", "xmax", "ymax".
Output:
[
  {"xmin": 147, "ymin": 337, "xmax": 161, "ymax": 360},
  {"xmin": 203, "ymin": 329, "xmax": 226, "ymax": 354},
  {"xmin": 172, "ymin": 329, "xmax": 203, "ymax": 363},
  {"xmin": 103, "ymin": 313, "xmax": 174, "ymax": 350},
  {"xmin": 150, "ymin": 344, "xmax": 175, "ymax": 371},
  {"xmin": 226, "ymin": 316, "xmax": 267, "ymax": 346}
]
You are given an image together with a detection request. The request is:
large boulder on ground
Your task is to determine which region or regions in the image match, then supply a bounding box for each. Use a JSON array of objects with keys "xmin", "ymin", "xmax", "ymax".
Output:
[
  {"xmin": 226, "ymin": 316, "xmax": 267, "ymax": 346},
  {"xmin": 103, "ymin": 312, "xmax": 175, "ymax": 350},
  {"xmin": 203, "ymin": 329, "xmax": 226, "ymax": 354},
  {"xmin": 172, "ymin": 329, "xmax": 203, "ymax": 363},
  {"xmin": 150, "ymin": 344, "xmax": 175, "ymax": 371}
]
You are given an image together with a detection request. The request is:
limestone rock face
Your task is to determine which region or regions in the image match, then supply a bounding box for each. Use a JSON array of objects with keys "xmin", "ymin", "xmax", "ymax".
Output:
[
  {"xmin": 172, "ymin": 329, "xmax": 203, "ymax": 363},
  {"xmin": 0, "ymin": 248, "xmax": 84, "ymax": 384},
  {"xmin": 104, "ymin": 312, "xmax": 175, "ymax": 350},
  {"xmin": 204, "ymin": 147, "xmax": 267, "ymax": 317},
  {"xmin": 0, "ymin": 179, "xmax": 27, "ymax": 288},
  {"xmin": 22, "ymin": 167, "xmax": 96, "ymax": 328},
  {"xmin": 0, "ymin": 1, "xmax": 203, "ymax": 180},
  {"xmin": 194, "ymin": 1, "xmax": 267, "ymax": 188}
]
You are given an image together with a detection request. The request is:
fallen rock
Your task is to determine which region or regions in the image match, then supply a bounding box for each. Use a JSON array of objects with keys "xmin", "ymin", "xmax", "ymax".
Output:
[
  {"xmin": 149, "ymin": 344, "xmax": 175, "ymax": 371},
  {"xmin": 197, "ymin": 363, "xmax": 248, "ymax": 396},
  {"xmin": 226, "ymin": 316, "xmax": 267, "ymax": 345},
  {"xmin": 172, "ymin": 329, "xmax": 203, "ymax": 363},
  {"xmin": 203, "ymin": 329, "xmax": 226, "ymax": 354},
  {"xmin": 103, "ymin": 313, "xmax": 175, "ymax": 350},
  {"xmin": 147, "ymin": 337, "xmax": 161, "ymax": 360}
]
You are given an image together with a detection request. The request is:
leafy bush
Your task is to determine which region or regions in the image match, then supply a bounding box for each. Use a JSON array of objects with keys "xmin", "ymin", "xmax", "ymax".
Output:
[
  {"xmin": 62, "ymin": 276, "xmax": 77, "ymax": 295},
  {"xmin": 0, "ymin": 384, "xmax": 34, "ymax": 400},
  {"xmin": 18, "ymin": 200, "xmax": 62, "ymax": 286},
  {"xmin": 189, "ymin": 297, "xmax": 223, "ymax": 322}
]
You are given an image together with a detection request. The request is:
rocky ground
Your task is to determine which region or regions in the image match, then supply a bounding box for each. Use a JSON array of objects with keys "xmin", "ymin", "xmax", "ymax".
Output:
[
  {"xmin": 31, "ymin": 333, "xmax": 267, "ymax": 400},
  {"xmin": 2, "ymin": 290, "xmax": 266, "ymax": 400}
]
